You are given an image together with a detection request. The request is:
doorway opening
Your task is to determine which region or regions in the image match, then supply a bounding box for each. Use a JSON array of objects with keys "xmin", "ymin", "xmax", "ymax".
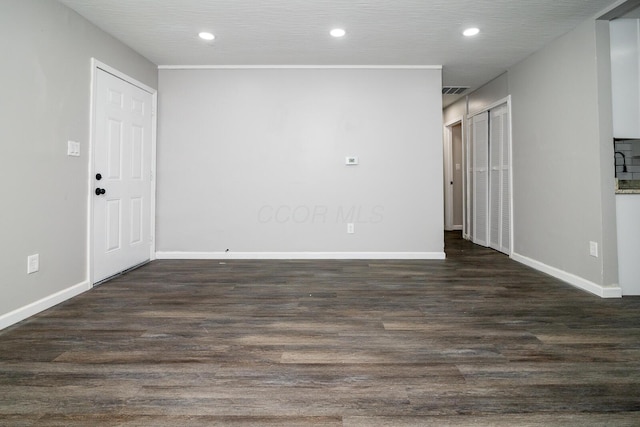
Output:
[{"xmin": 444, "ymin": 120, "xmax": 464, "ymax": 232}]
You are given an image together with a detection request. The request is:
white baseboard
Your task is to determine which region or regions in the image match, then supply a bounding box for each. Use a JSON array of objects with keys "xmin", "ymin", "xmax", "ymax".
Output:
[
  {"xmin": 511, "ymin": 252, "xmax": 622, "ymax": 298},
  {"xmin": 0, "ymin": 280, "xmax": 91, "ymax": 331},
  {"xmin": 156, "ymin": 251, "xmax": 446, "ymax": 260}
]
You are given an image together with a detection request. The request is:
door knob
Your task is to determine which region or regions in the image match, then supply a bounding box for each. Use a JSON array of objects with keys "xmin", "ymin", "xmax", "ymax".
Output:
[
  {"xmin": 95, "ymin": 188, "xmax": 106, "ymax": 195},
  {"xmin": 96, "ymin": 173, "xmax": 102, "ymax": 180}
]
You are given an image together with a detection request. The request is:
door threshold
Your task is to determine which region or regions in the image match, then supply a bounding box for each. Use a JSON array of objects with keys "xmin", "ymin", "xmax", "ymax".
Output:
[{"xmin": 93, "ymin": 260, "xmax": 151, "ymax": 287}]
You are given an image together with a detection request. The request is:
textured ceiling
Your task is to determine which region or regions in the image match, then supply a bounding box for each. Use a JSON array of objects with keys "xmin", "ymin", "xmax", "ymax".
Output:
[
  {"xmin": 58, "ymin": 0, "xmax": 619, "ymax": 105},
  {"xmin": 622, "ymin": 7, "xmax": 640, "ymax": 18}
]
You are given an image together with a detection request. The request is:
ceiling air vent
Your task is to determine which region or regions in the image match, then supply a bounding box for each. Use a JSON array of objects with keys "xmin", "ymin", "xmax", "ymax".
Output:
[{"xmin": 442, "ymin": 86, "xmax": 469, "ymax": 95}]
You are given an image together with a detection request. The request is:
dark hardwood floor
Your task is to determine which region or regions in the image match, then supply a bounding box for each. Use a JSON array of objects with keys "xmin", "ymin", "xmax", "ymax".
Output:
[{"xmin": 2, "ymin": 232, "xmax": 640, "ymax": 426}]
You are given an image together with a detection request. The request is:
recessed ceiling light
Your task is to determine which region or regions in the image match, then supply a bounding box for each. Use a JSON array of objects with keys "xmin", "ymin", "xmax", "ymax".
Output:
[
  {"xmin": 463, "ymin": 28, "xmax": 480, "ymax": 37},
  {"xmin": 330, "ymin": 28, "xmax": 346, "ymax": 38},
  {"xmin": 199, "ymin": 32, "xmax": 215, "ymax": 41}
]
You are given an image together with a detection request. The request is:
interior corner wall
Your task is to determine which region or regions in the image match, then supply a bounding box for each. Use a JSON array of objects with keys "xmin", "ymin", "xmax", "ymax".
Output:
[
  {"xmin": 443, "ymin": 98, "xmax": 467, "ymax": 125},
  {"xmin": 508, "ymin": 19, "xmax": 612, "ymax": 288},
  {"xmin": 157, "ymin": 68, "xmax": 444, "ymax": 257},
  {"xmin": 0, "ymin": 0, "xmax": 157, "ymax": 327},
  {"xmin": 595, "ymin": 19, "xmax": 618, "ymax": 289}
]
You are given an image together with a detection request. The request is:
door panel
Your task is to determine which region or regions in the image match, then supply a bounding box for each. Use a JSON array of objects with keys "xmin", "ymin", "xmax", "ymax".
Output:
[
  {"xmin": 465, "ymin": 119, "xmax": 473, "ymax": 238},
  {"xmin": 472, "ymin": 112, "xmax": 489, "ymax": 247},
  {"xmin": 130, "ymin": 197, "xmax": 143, "ymax": 245},
  {"xmin": 106, "ymin": 200, "xmax": 121, "ymax": 252},
  {"xmin": 131, "ymin": 126, "xmax": 144, "ymax": 179},
  {"xmin": 93, "ymin": 69, "xmax": 153, "ymax": 284},
  {"xmin": 500, "ymin": 106, "xmax": 511, "ymax": 254},
  {"xmin": 489, "ymin": 104, "xmax": 511, "ymax": 255},
  {"xmin": 107, "ymin": 119, "xmax": 122, "ymax": 179},
  {"xmin": 489, "ymin": 109, "xmax": 503, "ymax": 250}
]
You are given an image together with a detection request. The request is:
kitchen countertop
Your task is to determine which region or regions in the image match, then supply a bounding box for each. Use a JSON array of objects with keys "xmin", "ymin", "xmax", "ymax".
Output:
[{"xmin": 616, "ymin": 179, "xmax": 640, "ymax": 194}]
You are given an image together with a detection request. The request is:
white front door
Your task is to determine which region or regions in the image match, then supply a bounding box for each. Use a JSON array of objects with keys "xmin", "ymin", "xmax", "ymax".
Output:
[{"xmin": 92, "ymin": 68, "xmax": 153, "ymax": 284}]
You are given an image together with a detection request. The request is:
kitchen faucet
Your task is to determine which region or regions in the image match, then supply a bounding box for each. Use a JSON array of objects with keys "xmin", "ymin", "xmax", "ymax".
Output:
[{"xmin": 615, "ymin": 151, "xmax": 627, "ymax": 177}]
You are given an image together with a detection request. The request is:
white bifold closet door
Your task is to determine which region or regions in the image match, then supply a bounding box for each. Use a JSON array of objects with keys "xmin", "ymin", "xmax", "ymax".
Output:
[
  {"xmin": 489, "ymin": 104, "xmax": 511, "ymax": 255},
  {"xmin": 471, "ymin": 112, "xmax": 489, "ymax": 247},
  {"xmin": 468, "ymin": 103, "xmax": 511, "ymax": 255}
]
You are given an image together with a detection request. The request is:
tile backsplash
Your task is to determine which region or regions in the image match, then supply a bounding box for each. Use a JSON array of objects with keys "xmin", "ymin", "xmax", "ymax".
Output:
[{"xmin": 614, "ymin": 139, "xmax": 640, "ymax": 180}]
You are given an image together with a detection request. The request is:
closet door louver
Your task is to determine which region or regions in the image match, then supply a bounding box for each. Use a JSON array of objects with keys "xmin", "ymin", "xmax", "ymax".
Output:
[
  {"xmin": 472, "ymin": 112, "xmax": 489, "ymax": 247},
  {"xmin": 500, "ymin": 106, "xmax": 511, "ymax": 254},
  {"xmin": 465, "ymin": 119, "xmax": 474, "ymax": 238},
  {"xmin": 489, "ymin": 110, "xmax": 502, "ymax": 250},
  {"xmin": 489, "ymin": 104, "xmax": 511, "ymax": 255}
]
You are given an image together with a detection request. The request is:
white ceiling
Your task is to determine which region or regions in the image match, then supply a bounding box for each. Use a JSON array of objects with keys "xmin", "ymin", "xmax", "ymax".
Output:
[{"xmin": 58, "ymin": 0, "xmax": 618, "ymax": 105}]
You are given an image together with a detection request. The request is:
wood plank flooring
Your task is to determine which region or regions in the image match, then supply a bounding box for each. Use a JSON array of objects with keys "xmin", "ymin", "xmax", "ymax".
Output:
[{"xmin": 1, "ymin": 232, "xmax": 640, "ymax": 426}]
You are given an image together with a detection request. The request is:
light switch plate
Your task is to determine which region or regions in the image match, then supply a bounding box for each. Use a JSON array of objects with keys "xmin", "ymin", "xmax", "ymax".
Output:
[
  {"xmin": 67, "ymin": 140, "xmax": 80, "ymax": 157},
  {"xmin": 589, "ymin": 241, "xmax": 598, "ymax": 257}
]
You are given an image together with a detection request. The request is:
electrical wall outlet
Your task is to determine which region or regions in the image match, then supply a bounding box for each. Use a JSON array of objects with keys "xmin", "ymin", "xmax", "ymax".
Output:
[
  {"xmin": 27, "ymin": 254, "xmax": 39, "ymax": 274},
  {"xmin": 589, "ymin": 241, "xmax": 598, "ymax": 258},
  {"xmin": 347, "ymin": 223, "xmax": 355, "ymax": 234},
  {"xmin": 67, "ymin": 140, "xmax": 80, "ymax": 157}
]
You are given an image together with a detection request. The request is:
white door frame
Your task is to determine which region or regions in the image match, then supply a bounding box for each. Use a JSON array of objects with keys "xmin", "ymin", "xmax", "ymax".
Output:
[
  {"xmin": 444, "ymin": 117, "xmax": 465, "ymax": 232},
  {"xmin": 87, "ymin": 59, "xmax": 157, "ymax": 285}
]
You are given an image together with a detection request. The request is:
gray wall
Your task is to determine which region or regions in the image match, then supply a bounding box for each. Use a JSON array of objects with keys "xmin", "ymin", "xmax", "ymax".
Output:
[
  {"xmin": 468, "ymin": 73, "xmax": 509, "ymax": 116},
  {"xmin": 508, "ymin": 19, "xmax": 617, "ymax": 288},
  {"xmin": 157, "ymin": 68, "xmax": 444, "ymax": 255},
  {"xmin": 0, "ymin": 0, "xmax": 157, "ymax": 322},
  {"xmin": 443, "ymin": 98, "xmax": 466, "ymax": 125}
]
